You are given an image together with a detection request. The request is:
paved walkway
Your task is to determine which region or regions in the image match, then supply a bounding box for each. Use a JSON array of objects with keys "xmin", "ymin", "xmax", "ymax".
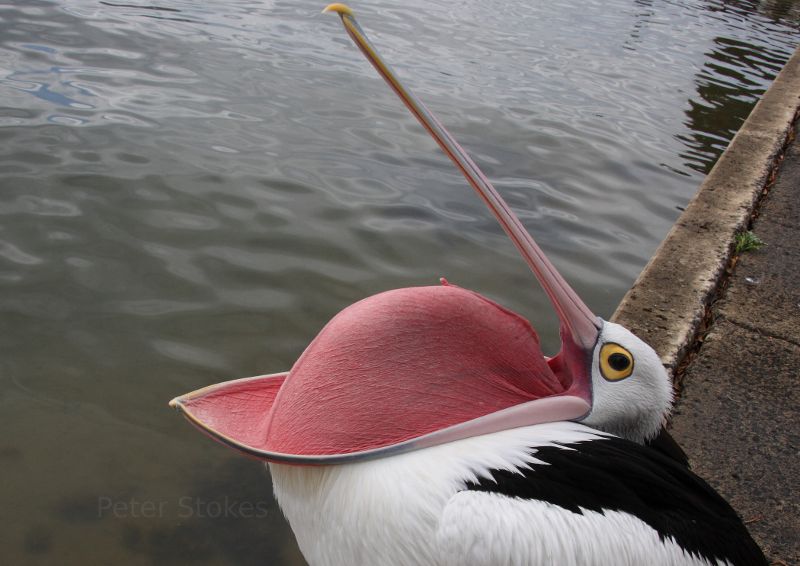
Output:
[{"xmin": 669, "ymin": 122, "xmax": 799, "ymax": 566}]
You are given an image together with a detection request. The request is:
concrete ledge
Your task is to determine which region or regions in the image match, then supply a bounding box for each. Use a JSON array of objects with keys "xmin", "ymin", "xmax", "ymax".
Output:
[{"xmin": 611, "ymin": 46, "xmax": 800, "ymax": 375}]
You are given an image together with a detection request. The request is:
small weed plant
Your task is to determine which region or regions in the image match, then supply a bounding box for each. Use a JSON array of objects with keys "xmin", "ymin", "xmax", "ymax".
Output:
[{"xmin": 734, "ymin": 231, "xmax": 765, "ymax": 254}]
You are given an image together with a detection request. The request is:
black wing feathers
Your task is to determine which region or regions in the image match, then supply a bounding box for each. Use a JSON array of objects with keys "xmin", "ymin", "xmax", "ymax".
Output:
[
  {"xmin": 464, "ymin": 436, "xmax": 766, "ymax": 566},
  {"xmin": 645, "ymin": 427, "xmax": 690, "ymax": 467}
]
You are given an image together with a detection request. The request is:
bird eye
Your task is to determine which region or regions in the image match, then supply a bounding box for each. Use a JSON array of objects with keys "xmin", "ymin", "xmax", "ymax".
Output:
[{"xmin": 599, "ymin": 343, "xmax": 634, "ymax": 381}]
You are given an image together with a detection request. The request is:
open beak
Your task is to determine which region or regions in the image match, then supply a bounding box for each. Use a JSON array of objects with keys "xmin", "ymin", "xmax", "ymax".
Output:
[
  {"xmin": 323, "ymin": 4, "xmax": 601, "ymax": 374},
  {"xmin": 170, "ymin": 4, "xmax": 604, "ymax": 465}
]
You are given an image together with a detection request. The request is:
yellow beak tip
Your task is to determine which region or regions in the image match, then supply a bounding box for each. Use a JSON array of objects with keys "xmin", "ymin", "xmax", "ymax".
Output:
[{"xmin": 322, "ymin": 3, "xmax": 354, "ymax": 16}]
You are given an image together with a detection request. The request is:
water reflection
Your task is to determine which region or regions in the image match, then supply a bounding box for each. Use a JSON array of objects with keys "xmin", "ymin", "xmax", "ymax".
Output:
[
  {"xmin": 680, "ymin": 0, "xmax": 798, "ymax": 173},
  {"xmin": 758, "ymin": 0, "xmax": 800, "ymax": 21},
  {"xmin": 0, "ymin": 0, "xmax": 797, "ymax": 564}
]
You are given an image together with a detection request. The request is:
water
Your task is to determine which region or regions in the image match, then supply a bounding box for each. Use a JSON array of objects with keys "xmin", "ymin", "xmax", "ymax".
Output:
[{"xmin": 0, "ymin": 0, "xmax": 796, "ymax": 564}]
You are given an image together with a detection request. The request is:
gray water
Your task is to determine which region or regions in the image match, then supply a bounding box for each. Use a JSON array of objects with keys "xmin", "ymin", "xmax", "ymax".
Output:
[{"xmin": 1, "ymin": 0, "xmax": 797, "ymax": 564}]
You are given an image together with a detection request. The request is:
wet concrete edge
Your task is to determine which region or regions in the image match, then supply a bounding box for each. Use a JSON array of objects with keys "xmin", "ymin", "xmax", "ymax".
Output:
[{"xmin": 610, "ymin": 46, "xmax": 800, "ymax": 376}]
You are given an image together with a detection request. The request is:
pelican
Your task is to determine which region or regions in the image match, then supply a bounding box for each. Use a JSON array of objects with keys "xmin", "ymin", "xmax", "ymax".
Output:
[{"xmin": 170, "ymin": 4, "xmax": 767, "ymax": 565}]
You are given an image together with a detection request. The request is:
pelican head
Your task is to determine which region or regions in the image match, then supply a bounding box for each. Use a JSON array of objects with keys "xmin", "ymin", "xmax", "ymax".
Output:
[{"xmin": 169, "ymin": 4, "xmax": 672, "ymax": 465}]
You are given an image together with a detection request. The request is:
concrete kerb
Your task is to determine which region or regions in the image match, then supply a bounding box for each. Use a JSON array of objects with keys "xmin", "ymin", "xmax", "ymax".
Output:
[{"xmin": 611, "ymin": 46, "xmax": 800, "ymax": 377}]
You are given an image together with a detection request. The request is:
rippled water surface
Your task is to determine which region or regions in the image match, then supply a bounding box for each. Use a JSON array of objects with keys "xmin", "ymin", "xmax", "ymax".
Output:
[{"xmin": 1, "ymin": 0, "xmax": 797, "ymax": 563}]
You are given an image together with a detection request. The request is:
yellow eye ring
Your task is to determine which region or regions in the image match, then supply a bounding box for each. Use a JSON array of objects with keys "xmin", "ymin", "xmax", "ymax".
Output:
[{"xmin": 599, "ymin": 343, "xmax": 634, "ymax": 381}]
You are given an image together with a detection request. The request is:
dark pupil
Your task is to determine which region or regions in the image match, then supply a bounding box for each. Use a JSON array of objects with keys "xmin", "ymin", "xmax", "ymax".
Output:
[{"xmin": 608, "ymin": 352, "xmax": 631, "ymax": 371}]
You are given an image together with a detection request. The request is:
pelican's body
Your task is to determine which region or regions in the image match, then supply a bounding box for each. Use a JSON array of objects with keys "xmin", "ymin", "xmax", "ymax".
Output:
[
  {"xmin": 271, "ymin": 422, "xmax": 760, "ymax": 566},
  {"xmin": 169, "ymin": 5, "xmax": 767, "ymax": 566}
]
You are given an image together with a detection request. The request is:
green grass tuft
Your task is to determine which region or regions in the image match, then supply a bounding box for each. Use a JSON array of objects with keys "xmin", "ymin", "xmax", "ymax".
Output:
[{"xmin": 734, "ymin": 230, "xmax": 765, "ymax": 254}]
